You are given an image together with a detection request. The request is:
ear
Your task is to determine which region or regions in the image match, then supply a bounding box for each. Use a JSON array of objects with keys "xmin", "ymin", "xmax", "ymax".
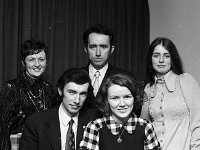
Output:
[
  {"xmin": 57, "ymin": 88, "xmax": 62, "ymax": 96},
  {"xmin": 84, "ymin": 47, "xmax": 88, "ymax": 53},
  {"xmin": 111, "ymin": 46, "xmax": 115, "ymax": 54}
]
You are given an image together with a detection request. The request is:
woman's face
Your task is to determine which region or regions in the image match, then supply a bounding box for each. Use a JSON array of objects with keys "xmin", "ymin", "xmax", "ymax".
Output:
[
  {"xmin": 107, "ymin": 84, "xmax": 134, "ymax": 124},
  {"xmin": 152, "ymin": 44, "xmax": 171, "ymax": 78},
  {"xmin": 24, "ymin": 50, "xmax": 47, "ymax": 78}
]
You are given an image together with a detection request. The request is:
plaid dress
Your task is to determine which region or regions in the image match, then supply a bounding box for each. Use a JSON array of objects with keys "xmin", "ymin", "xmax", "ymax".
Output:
[{"xmin": 80, "ymin": 114, "xmax": 160, "ymax": 150}]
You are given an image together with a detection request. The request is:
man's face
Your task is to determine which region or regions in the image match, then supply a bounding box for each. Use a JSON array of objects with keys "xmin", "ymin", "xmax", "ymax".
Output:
[
  {"xmin": 58, "ymin": 82, "xmax": 89, "ymax": 117},
  {"xmin": 85, "ymin": 33, "xmax": 114, "ymax": 70}
]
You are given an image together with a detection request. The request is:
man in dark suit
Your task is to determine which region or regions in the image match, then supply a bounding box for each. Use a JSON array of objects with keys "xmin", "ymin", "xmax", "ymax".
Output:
[
  {"xmin": 19, "ymin": 68, "xmax": 99, "ymax": 150},
  {"xmin": 82, "ymin": 24, "xmax": 141, "ymax": 116}
]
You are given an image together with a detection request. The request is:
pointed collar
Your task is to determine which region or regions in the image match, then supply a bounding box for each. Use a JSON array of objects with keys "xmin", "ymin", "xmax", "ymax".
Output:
[
  {"xmin": 162, "ymin": 70, "xmax": 178, "ymax": 92},
  {"xmin": 105, "ymin": 114, "xmax": 137, "ymax": 135},
  {"xmin": 59, "ymin": 103, "xmax": 79, "ymax": 127},
  {"xmin": 89, "ymin": 63, "xmax": 108, "ymax": 80}
]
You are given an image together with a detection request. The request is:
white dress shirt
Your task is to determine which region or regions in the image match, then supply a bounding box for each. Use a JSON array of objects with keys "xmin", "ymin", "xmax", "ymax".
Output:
[
  {"xmin": 59, "ymin": 103, "xmax": 79, "ymax": 150},
  {"xmin": 89, "ymin": 63, "xmax": 108, "ymax": 89}
]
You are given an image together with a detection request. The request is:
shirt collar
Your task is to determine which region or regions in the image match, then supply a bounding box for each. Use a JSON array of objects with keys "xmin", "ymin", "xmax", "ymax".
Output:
[
  {"xmin": 105, "ymin": 114, "xmax": 137, "ymax": 135},
  {"xmin": 59, "ymin": 103, "xmax": 79, "ymax": 127},
  {"xmin": 89, "ymin": 63, "xmax": 108, "ymax": 80}
]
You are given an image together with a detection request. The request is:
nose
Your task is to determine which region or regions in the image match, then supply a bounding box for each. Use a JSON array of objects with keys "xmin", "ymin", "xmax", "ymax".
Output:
[
  {"xmin": 74, "ymin": 94, "xmax": 80, "ymax": 104},
  {"xmin": 159, "ymin": 55, "xmax": 164, "ymax": 63},
  {"xmin": 96, "ymin": 46, "xmax": 101, "ymax": 56},
  {"xmin": 34, "ymin": 59, "xmax": 40, "ymax": 67},
  {"xmin": 119, "ymin": 98, "xmax": 126, "ymax": 106}
]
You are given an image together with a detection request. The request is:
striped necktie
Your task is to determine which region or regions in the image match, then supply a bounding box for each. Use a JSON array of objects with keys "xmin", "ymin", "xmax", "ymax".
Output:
[{"xmin": 93, "ymin": 71, "xmax": 100, "ymax": 96}]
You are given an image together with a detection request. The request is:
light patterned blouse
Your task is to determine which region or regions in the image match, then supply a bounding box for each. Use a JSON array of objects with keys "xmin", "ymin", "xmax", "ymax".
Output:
[{"xmin": 141, "ymin": 71, "xmax": 200, "ymax": 150}]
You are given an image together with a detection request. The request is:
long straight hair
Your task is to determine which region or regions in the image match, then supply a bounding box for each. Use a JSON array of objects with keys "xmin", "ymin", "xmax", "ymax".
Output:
[{"xmin": 146, "ymin": 37, "xmax": 184, "ymax": 86}]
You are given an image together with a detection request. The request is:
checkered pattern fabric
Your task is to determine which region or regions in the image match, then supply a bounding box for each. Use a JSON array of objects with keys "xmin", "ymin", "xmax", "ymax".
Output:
[
  {"xmin": 10, "ymin": 133, "xmax": 22, "ymax": 150},
  {"xmin": 80, "ymin": 115, "xmax": 160, "ymax": 150},
  {"xmin": 65, "ymin": 119, "xmax": 75, "ymax": 150}
]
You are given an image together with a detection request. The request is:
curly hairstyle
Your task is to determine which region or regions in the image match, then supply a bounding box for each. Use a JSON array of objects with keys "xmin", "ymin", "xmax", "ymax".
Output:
[{"xmin": 96, "ymin": 73, "xmax": 144, "ymax": 117}]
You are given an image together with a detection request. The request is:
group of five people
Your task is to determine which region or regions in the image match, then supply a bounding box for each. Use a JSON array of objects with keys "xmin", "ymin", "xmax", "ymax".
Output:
[{"xmin": 0, "ymin": 24, "xmax": 200, "ymax": 150}]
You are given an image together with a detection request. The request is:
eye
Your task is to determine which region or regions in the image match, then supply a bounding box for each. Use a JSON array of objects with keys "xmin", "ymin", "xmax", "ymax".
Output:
[
  {"xmin": 100, "ymin": 45, "xmax": 108, "ymax": 49},
  {"xmin": 80, "ymin": 92, "xmax": 87, "ymax": 97},
  {"xmin": 109, "ymin": 96, "xmax": 119, "ymax": 101},
  {"xmin": 124, "ymin": 95, "xmax": 133, "ymax": 100},
  {"xmin": 164, "ymin": 54, "xmax": 170, "ymax": 59},
  {"xmin": 89, "ymin": 45, "xmax": 96, "ymax": 49},
  {"xmin": 39, "ymin": 58, "xmax": 45, "ymax": 61},
  {"xmin": 68, "ymin": 91, "xmax": 76, "ymax": 95},
  {"xmin": 152, "ymin": 54, "xmax": 160, "ymax": 58}
]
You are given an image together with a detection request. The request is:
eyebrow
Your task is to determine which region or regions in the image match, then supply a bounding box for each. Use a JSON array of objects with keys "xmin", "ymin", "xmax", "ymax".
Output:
[
  {"xmin": 152, "ymin": 52, "xmax": 170, "ymax": 54},
  {"xmin": 89, "ymin": 44, "xmax": 108, "ymax": 46}
]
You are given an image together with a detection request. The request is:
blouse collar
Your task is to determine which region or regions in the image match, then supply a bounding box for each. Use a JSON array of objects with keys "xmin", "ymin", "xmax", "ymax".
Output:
[
  {"xmin": 150, "ymin": 71, "xmax": 178, "ymax": 98},
  {"xmin": 105, "ymin": 114, "xmax": 137, "ymax": 135}
]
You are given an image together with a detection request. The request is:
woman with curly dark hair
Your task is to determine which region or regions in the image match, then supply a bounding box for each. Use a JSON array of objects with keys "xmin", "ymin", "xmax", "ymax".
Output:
[
  {"xmin": 80, "ymin": 73, "xmax": 160, "ymax": 150},
  {"xmin": 0, "ymin": 39, "xmax": 54, "ymax": 150}
]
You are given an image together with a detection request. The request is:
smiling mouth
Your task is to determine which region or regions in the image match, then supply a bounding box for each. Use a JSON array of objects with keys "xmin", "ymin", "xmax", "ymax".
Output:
[{"xmin": 71, "ymin": 105, "xmax": 80, "ymax": 109}]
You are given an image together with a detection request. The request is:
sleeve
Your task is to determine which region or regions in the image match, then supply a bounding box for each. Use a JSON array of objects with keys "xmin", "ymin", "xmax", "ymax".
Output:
[
  {"xmin": 179, "ymin": 73, "xmax": 200, "ymax": 150},
  {"xmin": 0, "ymin": 82, "xmax": 16, "ymax": 150},
  {"xmin": 144, "ymin": 122, "xmax": 161, "ymax": 150},
  {"xmin": 18, "ymin": 116, "xmax": 37, "ymax": 150},
  {"xmin": 140, "ymin": 84, "xmax": 151, "ymax": 120},
  {"xmin": 79, "ymin": 121, "xmax": 100, "ymax": 150}
]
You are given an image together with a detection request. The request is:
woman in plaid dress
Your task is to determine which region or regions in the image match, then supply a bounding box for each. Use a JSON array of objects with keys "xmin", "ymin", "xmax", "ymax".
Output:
[{"xmin": 79, "ymin": 73, "xmax": 160, "ymax": 150}]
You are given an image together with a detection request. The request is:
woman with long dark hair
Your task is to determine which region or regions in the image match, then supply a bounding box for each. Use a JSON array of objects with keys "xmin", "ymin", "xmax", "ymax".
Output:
[{"xmin": 141, "ymin": 37, "xmax": 200, "ymax": 150}]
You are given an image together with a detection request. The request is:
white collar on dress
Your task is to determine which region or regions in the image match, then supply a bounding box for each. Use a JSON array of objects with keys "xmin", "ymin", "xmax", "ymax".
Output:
[{"xmin": 154, "ymin": 70, "xmax": 178, "ymax": 92}]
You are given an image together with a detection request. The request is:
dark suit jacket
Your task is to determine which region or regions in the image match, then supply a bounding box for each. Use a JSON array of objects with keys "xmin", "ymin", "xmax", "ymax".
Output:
[
  {"xmin": 19, "ymin": 105, "xmax": 99, "ymax": 150},
  {"xmin": 82, "ymin": 64, "xmax": 141, "ymax": 117}
]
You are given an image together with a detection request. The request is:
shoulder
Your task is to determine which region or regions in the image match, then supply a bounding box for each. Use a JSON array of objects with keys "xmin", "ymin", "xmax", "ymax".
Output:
[
  {"xmin": 178, "ymin": 73, "xmax": 200, "ymax": 90},
  {"xmin": 80, "ymin": 107, "xmax": 100, "ymax": 119},
  {"xmin": 135, "ymin": 117, "xmax": 155, "ymax": 131},
  {"xmin": 108, "ymin": 64, "xmax": 136, "ymax": 77},
  {"xmin": 178, "ymin": 73, "xmax": 197, "ymax": 83},
  {"xmin": 85, "ymin": 117, "xmax": 106, "ymax": 130},
  {"xmin": 1, "ymin": 78, "xmax": 20, "ymax": 92},
  {"xmin": 39, "ymin": 79, "xmax": 53, "ymax": 88},
  {"xmin": 135, "ymin": 117, "xmax": 150, "ymax": 126},
  {"xmin": 27, "ymin": 106, "xmax": 58, "ymax": 122}
]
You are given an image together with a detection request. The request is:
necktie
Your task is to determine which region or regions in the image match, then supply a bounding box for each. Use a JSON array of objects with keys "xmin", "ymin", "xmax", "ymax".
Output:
[
  {"xmin": 93, "ymin": 71, "xmax": 100, "ymax": 96},
  {"xmin": 65, "ymin": 119, "xmax": 75, "ymax": 150}
]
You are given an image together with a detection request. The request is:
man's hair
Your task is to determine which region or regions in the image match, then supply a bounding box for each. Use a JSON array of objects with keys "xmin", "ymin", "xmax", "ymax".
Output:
[
  {"xmin": 146, "ymin": 37, "xmax": 184, "ymax": 85},
  {"xmin": 57, "ymin": 68, "xmax": 91, "ymax": 92},
  {"xmin": 21, "ymin": 38, "xmax": 48, "ymax": 63},
  {"xmin": 96, "ymin": 73, "xmax": 144, "ymax": 116},
  {"xmin": 83, "ymin": 24, "xmax": 114, "ymax": 48}
]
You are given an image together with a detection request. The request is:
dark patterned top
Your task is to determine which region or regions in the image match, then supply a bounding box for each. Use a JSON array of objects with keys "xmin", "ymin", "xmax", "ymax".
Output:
[
  {"xmin": 0, "ymin": 71, "xmax": 54, "ymax": 150},
  {"xmin": 79, "ymin": 114, "xmax": 160, "ymax": 150}
]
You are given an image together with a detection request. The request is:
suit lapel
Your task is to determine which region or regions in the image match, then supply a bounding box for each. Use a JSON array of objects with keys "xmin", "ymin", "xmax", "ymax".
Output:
[
  {"xmin": 45, "ymin": 106, "xmax": 61, "ymax": 150},
  {"xmin": 76, "ymin": 110, "xmax": 92, "ymax": 148}
]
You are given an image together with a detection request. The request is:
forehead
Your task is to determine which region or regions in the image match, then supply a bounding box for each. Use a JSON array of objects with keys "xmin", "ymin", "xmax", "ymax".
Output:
[
  {"xmin": 153, "ymin": 44, "xmax": 169, "ymax": 53},
  {"xmin": 63, "ymin": 82, "xmax": 89, "ymax": 92},
  {"xmin": 108, "ymin": 84, "xmax": 131, "ymax": 95},
  {"xmin": 26, "ymin": 50, "xmax": 46, "ymax": 58},
  {"xmin": 88, "ymin": 33, "xmax": 110, "ymax": 44}
]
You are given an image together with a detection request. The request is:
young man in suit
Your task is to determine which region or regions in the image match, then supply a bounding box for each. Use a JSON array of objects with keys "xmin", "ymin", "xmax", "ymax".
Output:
[
  {"xmin": 82, "ymin": 24, "xmax": 141, "ymax": 116},
  {"xmin": 19, "ymin": 68, "xmax": 99, "ymax": 150}
]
